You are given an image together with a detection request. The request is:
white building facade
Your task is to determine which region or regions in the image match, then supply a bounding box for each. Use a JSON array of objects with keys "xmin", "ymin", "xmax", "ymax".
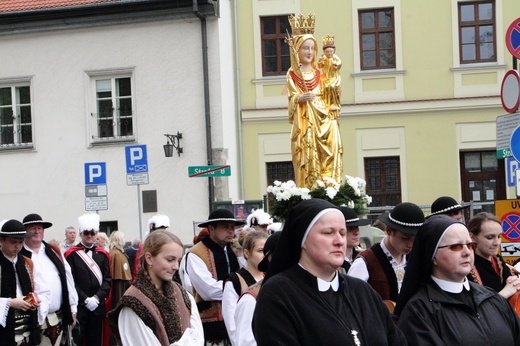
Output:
[{"xmin": 0, "ymin": 0, "xmax": 240, "ymax": 244}]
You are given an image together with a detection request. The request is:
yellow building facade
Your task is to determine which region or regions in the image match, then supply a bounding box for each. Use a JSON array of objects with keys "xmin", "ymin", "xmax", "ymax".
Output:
[{"xmin": 235, "ymin": 0, "xmax": 519, "ymax": 213}]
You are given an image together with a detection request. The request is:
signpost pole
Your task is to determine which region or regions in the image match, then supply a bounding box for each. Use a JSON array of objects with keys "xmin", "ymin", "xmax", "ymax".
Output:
[
  {"xmin": 125, "ymin": 144, "xmax": 149, "ymax": 241},
  {"xmin": 137, "ymin": 184, "xmax": 143, "ymax": 241}
]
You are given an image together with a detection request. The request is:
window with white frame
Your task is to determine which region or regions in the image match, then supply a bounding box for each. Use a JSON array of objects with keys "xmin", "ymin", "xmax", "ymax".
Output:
[
  {"xmin": 0, "ymin": 84, "xmax": 32, "ymax": 147},
  {"xmin": 91, "ymin": 76, "xmax": 134, "ymax": 141},
  {"xmin": 458, "ymin": 1, "xmax": 496, "ymax": 64},
  {"xmin": 359, "ymin": 8, "xmax": 395, "ymax": 70},
  {"xmin": 261, "ymin": 15, "xmax": 292, "ymax": 76}
]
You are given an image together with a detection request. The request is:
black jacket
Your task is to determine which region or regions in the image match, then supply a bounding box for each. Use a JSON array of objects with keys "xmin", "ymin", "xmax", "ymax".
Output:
[
  {"xmin": 398, "ymin": 279, "xmax": 520, "ymax": 346},
  {"xmin": 65, "ymin": 246, "xmax": 111, "ymax": 315},
  {"xmin": 253, "ymin": 264, "xmax": 406, "ymax": 345}
]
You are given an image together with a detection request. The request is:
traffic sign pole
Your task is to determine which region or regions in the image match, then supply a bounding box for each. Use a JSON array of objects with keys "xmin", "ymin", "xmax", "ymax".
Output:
[{"xmin": 125, "ymin": 145, "xmax": 149, "ymax": 240}]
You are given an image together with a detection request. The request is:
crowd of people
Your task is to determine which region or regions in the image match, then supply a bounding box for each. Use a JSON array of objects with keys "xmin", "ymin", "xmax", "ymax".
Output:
[{"xmin": 2, "ymin": 195, "xmax": 520, "ymax": 346}]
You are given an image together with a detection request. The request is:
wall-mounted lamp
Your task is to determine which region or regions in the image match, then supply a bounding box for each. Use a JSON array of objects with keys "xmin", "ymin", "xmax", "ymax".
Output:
[{"xmin": 163, "ymin": 132, "xmax": 183, "ymax": 157}]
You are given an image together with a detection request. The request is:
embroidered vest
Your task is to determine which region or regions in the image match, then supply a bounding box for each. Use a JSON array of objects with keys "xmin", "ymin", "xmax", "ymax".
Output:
[
  {"xmin": 0, "ymin": 254, "xmax": 40, "ymax": 346},
  {"xmin": 188, "ymin": 241, "xmax": 223, "ymax": 323},
  {"xmin": 358, "ymin": 246, "xmax": 398, "ymax": 301},
  {"xmin": 226, "ymin": 267, "xmax": 257, "ymax": 297},
  {"xmin": 240, "ymin": 279, "xmax": 263, "ymax": 300}
]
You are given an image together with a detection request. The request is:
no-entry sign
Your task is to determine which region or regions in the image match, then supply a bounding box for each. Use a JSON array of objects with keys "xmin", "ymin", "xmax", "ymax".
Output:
[{"xmin": 506, "ymin": 18, "xmax": 520, "ymax": 59}]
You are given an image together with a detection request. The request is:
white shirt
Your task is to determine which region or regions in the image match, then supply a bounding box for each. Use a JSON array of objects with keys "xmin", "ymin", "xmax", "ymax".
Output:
[
  {"xmin": 347, "ymin": 236, "xmax": 407, "ymax": 293},
  {"xmin": 185, "ymin": 252, "xmax": 224, "ymax": 301},
  {"xmin": 234, "ymin": 293, "xmax": 257, "ymax": 346},
  {"xmin": 222, "ymin": 281, "xmax": 239, "ymax": 345},
  {"xmin": 23, "ymin": 243, "xmax": 78, "ymax": 314},
  {"xmin": 0, "ymin": 253, "xmax": 51, "ymax": 327},
  {"xmin": 117, "ymin": 292, "xmax": 204, "ymax": 346},
  {"xmin": 179, "ymin": 254, "xmax": 193, "ymax": 295}
]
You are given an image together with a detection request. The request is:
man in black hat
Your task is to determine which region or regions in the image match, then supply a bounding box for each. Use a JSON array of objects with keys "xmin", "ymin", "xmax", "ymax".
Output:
[
  {"xmin": 348, "ymin": 202, "xmax": 425, "ymax": 310},
  {"xmin": 339, "ymin": 206, "xmax": 371, "ymax": 272},
  {"xmin": 0, "ymin": 219, "xmax": 51, "ymax": 346},
  {"xmin": 429, "ymin": 196, "xmax": 470, "ymax": 222},
  {"xmin": 185, "ymin": 209, "xmax": 245, "ymax": 345},
  {"xmin": 21, "ymin": 213, "xmax": 78, "ymax": 346}
]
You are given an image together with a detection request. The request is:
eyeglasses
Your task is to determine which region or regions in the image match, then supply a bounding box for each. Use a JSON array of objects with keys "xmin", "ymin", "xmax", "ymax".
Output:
[
  {"xmin": 437, "ymin": 242, "xmax": 477, "ymax": 251},
  {"xmin": 82, "ymin": 230, "xmax": 97, "ymax": 236}
]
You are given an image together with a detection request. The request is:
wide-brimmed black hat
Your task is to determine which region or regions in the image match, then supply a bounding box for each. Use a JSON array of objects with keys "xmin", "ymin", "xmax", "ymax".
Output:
[
  {"xmin": 0, "ymin": 219, "xmax": 36, "ymax": 238},
  {"xmin": 378, "ymin": 202, "xmax": 425, "ymax": 235},
  {"xmin": 429, "ymin": 196, "xmax": 469, "ymax": 217},
  {"xmin": 198, "ymin": 209, "xmax": 246, "ymax": 228},
  {"xmin": 22, "ymin": 213, "xmax": 53, "ymax": 229},
  {"xmin": 339, "ymin": 206, "xmax": 370, "ymax": 227},
  {"xmin": 258, "ymin": 231, "xmax": 282, "ymax": 272}
]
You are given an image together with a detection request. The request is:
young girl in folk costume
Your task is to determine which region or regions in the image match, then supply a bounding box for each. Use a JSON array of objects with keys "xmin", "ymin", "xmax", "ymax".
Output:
[
  {"xmin": 222, "ymin": 230, "xmax": 267, "ymax": 344},
  {"xmin": 234, "ymin": 231, "xmax": 282, "ymax": 346},
  {"xmin": 132, "ymin": 214, "xmax": 171, "ymax": 281},
  {"xmin": 108, "ymin": 230, "xmax": 203, "ymax": 346},
  {"xmin": 286, "ymin": 14, "xmax": 343, "ymax": 189}
]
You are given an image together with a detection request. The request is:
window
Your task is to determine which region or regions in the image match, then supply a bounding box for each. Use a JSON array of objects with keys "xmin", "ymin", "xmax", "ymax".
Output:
[
  {"xmin": 460, "ymin": 150, "xmax": 505, "ymax": 219},
  {"xmin": 266, "ymin": 161, "xmax": 294, "ymax": 217},
  {"xmin": 92, "ymin": 76, "xmax": 133, "ymax": 141},
  {"xmin": 266, "ymin": 161, "xmax": 294, "ymax": 185},
  {"xmin": 458, "ymin": 1, "xmax": 495, "ymax": 64},
  {"xmin": 0, "ymin": 85, "xmax": 32, "ymax": 147},
  {"xmin": 364, "ymin": 156, "xmax": 401, "ymax": 206},
  {"xmin": 359, "ymin": 8, "xmax": 395, "ymax": 70},
  {"xmin": 99, "ymin": 221, "xmax": 118, "ymax": 236},
  {"xmin": 261, "ymin": 16, "xmax": 291, "ymax": 76}
]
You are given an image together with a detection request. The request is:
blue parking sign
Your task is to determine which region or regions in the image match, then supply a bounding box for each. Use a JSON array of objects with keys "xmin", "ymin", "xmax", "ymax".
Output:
[
  {"xmin": 85, "ymin": 162, "xmax": 106, "ymax": 185},
  {"xmin": 125, "ymin": 145, "xmax": 148, "ymax": 174}
]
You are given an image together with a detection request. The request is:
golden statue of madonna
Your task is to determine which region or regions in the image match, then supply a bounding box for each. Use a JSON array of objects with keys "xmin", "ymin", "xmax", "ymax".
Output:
[{"xmin": 286, "ymin": 14, "xmax": 343, "ymax": 189}]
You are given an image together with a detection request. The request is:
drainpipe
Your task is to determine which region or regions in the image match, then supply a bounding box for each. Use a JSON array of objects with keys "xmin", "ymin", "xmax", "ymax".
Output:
[
  {"xmin": 193, "ymin": 0, "xmax": 214, "ymax": 212},
  {"xmin": 232, "ymin": 0, "xmax": 245, "ymax": 199}
]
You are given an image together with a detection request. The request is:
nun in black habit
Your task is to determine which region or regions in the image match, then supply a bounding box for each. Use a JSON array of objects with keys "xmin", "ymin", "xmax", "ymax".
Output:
[
  {"xmin": 252, "ymin": 199, "xmax": 406, "ymax": 345},
  {"xmin": 395, "ymin": 214, "xmax": 520, "ymax": 346}
]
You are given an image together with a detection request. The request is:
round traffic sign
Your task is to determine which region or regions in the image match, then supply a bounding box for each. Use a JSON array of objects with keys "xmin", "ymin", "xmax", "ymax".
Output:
[
  {"xmin": 506, "ymin": 18, "xmax": 520, "ymax": 59},
  {"xmin": 502, "ymin": 211, "xmax": 520, "ymax": 241},
  {"xmin": 501, "ymin": 70, "xmax": 520, "ymax": 113},
  {"xmin": 511, "ymin": 125, "xmax": 520, "ymax": 163}
]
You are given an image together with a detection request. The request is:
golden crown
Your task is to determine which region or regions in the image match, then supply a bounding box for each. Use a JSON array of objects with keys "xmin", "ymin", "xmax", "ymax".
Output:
[
  {"xmin": 288, "ymin": 13, "xmax": 315, "ymax": 35},
  {"xmin": 322, "ymin": 35, "xmax": 335, "ymax": 48}
]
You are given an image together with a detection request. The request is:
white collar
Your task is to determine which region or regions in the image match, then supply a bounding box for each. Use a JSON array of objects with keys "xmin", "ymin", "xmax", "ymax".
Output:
[
  {"xmin": 431, "ymin": 275, "xmax": 470, "ymax": 293},
  {"xmin": 317, "ymin": 272, "xmax": 339, "ymax": 292},
  {"xmin": 381, "ymin": 237, "xmax": 406, "ymax": 266},
  {"xmin": 298, "ymin": 263, "xmax": 340, "ymax": 292},
  {"xmin": 23, "ymin": 242, "xmax": 44, "ymax": 254}
]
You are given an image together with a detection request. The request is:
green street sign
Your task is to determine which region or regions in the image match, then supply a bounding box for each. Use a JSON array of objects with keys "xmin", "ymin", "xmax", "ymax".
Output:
[
  {"xmin": 497, "ymin": 148, "xmax": 512, "ymax": 159},
  {"xmin": 188, "ymin": 165, "xmax": 231, "ymax": 178}
]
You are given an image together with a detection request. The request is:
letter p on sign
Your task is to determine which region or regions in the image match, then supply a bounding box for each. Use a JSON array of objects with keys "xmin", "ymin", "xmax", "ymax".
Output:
[
  {"xmin": 130, "ymin": 147, "xmax": 143, "ymax": 165},
  {"xmin": 85, "ymin": 162, "xmax": 107, "ymax": 185},
  {"xmin": 125, "ymin": 144, "xmax": 148, "ymax": 173}
]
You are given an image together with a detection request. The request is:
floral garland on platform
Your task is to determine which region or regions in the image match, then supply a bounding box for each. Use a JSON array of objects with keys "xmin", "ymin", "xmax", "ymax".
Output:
[{"xmin": 267, "ymin": 175, "xmax": 372, "ymax": 221}]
